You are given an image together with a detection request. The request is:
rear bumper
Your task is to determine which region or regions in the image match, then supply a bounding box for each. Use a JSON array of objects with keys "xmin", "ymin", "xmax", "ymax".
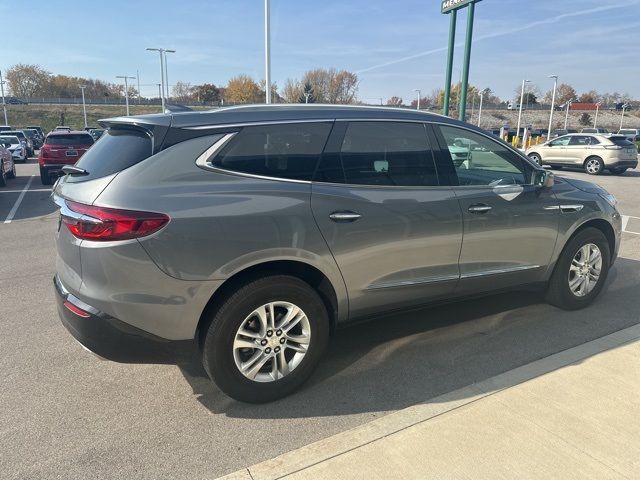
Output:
[
  {"xmin": 607, "ymin": 159, "xmax": 638, "ymax": 169},
  {"xmin": 54, "ymin": 275, "xmax": 196, "ymax": 364}
]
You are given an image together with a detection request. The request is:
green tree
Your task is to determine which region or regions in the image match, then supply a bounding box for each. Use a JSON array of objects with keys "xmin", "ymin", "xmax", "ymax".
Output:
[{"xmin": 299, "ymin": 82, "xmax": 316, "ymax": 103}]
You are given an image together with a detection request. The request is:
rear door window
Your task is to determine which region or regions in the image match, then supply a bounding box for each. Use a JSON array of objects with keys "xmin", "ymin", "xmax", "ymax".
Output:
[
  {"xmin": 569, "ymin": 135, "xmax": 590, "ymax": 146},
  {"xmin": 212, "ymin": 122, "xmax": 332, "ymax": 181},
  {"xmin": 69, "ymin": 128, "xmax": 152, "ymax": 182}
]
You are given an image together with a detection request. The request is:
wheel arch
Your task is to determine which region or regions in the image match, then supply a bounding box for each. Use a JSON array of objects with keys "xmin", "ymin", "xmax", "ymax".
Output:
[
  {"xmin": 571, "ymin": 218, "xmax": 616, "ymax": 260},
  {"xmin": 196, "ymin": 260, "xmax": 342, "ymax": 348}
]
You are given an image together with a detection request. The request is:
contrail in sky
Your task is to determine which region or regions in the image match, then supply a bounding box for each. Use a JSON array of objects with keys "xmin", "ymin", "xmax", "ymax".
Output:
[{"xmin": 356, "ymin": 2, "xmax": 639, "ymax": 74}]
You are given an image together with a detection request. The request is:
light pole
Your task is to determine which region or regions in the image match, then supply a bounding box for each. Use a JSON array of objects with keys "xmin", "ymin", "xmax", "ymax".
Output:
[
  {"xmin": 163, "ymin": 50, "xmax": 175, "ymax": 102},
  {"xmin": 0, "ymin": 69, "xmax": 7, "ymax": 125},
  {"xmin": 620, "ymin": 103, "xmax": 630, "ymax": 130},
  {"xmin": 477, "ymin": 89, "xmax": 487, "ymax": 127},
  {"xmin": 136, "ymin": 70, "xmax": 141, "ymax": 105},
  {"xmin": 594, "ymin": 102, "xmax": 601, "ymax": 128},
  {"xmin": 564, "ymin": 99, "xmax": 573, "ymax": 129},
  {"xmin": 146, "ymin": 47, "xmax": 174, "ymax": 111},
  {"xmin": 516, "ymin": 79, "xmax": 530, "ymax": 141},
  {"xmin": 157, "ymin": 83, "xmax": 162, "ymax": 104},
  {"xmin": 116, "ymin": 76, "xmax": 136, "ymax": 116},
  {"xmin": 303, "ymin": 92, "xmax": 310, "ymax": 104},
  {"xmin": 79, "ymin": 85, "xmax": 88, "ymax": 128},
  {"xmin": 264, "ymin": 0, "xmax": 272, "ymax": 104},
  {"xmin": 547, "ymin": 75, "xmax": 558, "ymax": 141},
  {"xmin": 414, "ymin": 89, "xmax": 421, "ymax": 110}
]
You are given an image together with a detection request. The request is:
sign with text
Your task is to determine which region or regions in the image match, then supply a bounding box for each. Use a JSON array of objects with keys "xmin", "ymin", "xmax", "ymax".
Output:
[{"xmin": 441, "ymin": 0, "xmax": 479, "ymax": 14}]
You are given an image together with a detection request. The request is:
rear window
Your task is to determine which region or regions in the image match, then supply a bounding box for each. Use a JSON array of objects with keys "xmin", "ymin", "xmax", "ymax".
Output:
[
  {"xmin": 70, "ymin": 128, "xmax": 152, "ymax": 182},
  {"xmin": 212, "ymin": 122, "xmax": 332, "ymax": 181},
  {"xmin": 619, "ymin": 130, "xmax": 635, "ymax": 135},
  {"xmin": 0, "ymin": 136, "xmax": 19, "ymax": 145},
  {"xmin": 46, "ymin": 134, "xmax": 93, "ymax": 145},
  {"xmin": 609, "ymin": 136, "xmax": 634, "ymax": 147}
]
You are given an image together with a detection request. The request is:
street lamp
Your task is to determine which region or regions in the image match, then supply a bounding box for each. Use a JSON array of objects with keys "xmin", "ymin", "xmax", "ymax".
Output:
[
  {"xmin": 594, "ymin": 102, "xmax": 601, "ymax": 128},
  {"xmin": 414, "ymin": 89, "xmax": 421, "ymax": 110},
  {"xmin": 264, "ymin": 0, "xmax": 272, "ymax": 104},
  {"xmin": 516, "ymin": 79, "xmax": 531, "ymax": 141},
  {"xmin": 163, "ymin": 49, "xmax": 175, "ymax": 102},
  {"xmin": 79, "ymin": 85, "xmax": 88, "ymax": 128},
  {"xmin": 116, "ymin": 75, "xmax": 136, "ymax": 116},
  {"xmin": 547, "ymin": 75, "xmax": 558, "ymax": 141},
  {"xmin": 146, "ymin": 47, "xmax": 175, "ymax": 111},
  {"xmin": 0, "ymin": 69, "xmax": 7, "ymax": 125},
  {"xmin": 477, "ymin": 88, "xmax": 488, "ymax": 127},
  {"xmin": 620, "ymin": 103, "xmax": 630, "ymax": 130},
  {"xmin": 564, "ymin": 99, "xmax": 574, "ymax": 129}
]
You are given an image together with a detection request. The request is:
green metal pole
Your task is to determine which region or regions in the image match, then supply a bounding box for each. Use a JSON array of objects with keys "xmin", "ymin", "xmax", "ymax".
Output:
[
  {"xmin": 442, "ymin": 9, "xmax": 457, "ymax": 116},
  {"xmin": 458, "ymin": 2, "xmax": 475, "ymax": 121}
]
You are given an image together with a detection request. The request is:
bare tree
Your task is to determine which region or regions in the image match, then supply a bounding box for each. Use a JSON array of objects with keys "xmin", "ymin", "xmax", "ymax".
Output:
[
  {"xmin": 172, "ymin": 81, "xmax": 193, "ymax": 102},
  {"xmin": 386, "ymin": 96, "xmax": 404, "ymax": 107},
  {"xmin": 282, "ymin": 79, "xmax": 303, "ymax": 103}
]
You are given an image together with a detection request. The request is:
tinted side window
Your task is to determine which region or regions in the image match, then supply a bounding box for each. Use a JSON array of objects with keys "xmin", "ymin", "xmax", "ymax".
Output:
[
  {"xmin": 46, "ymin": 134, "xmax": 94, "ymax": 145},
  {"xmin": 338, "ymin": 122, "xmax": 438, "ymax": 186},
  {"xmin": 550, "ymin": 136, "xmax": 571, "ymax": 146},
  {"xmin": 70, "ymin": 128, "xmax": 152, "ymax": 182},
  {"xmin": 438, "ymin": 125, "xmax": 532, "ymax": 186},
  {"xmin": 213, "ymin": 122, "xmax": 332, "ymax": 181},
  {"xmin": 569, "ymin": 135, "xmax": 590, "ymax": 146}
]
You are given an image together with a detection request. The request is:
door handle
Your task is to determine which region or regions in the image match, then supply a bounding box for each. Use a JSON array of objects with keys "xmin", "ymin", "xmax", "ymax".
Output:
[
  {"xmin": 468, "ymin": 204, "xmax": 492, "ymax": 214},
  {"xmin": 329, "ymin": 211, "xmax": 362, "ymax": 222}
]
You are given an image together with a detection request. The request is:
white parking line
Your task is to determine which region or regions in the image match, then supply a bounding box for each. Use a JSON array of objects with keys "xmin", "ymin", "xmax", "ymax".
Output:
[
  {"xmin": 0, "ymin": 188, "xmax": 51, "ymax": 194},
  {"xmin": 622, "ymin": 215, "xmax": 640, "ymax": 235},
  {"xmin": 4, "ymin": 175, "xmax": 35, "ymax": 224}
]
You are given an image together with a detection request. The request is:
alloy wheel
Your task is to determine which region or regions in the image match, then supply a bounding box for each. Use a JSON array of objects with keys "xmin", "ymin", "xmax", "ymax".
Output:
[
  {"xmin": 568, "ymin": 243, "xmax": 602, "ymax": 297},
  {"xmin": 585, "ymin": 158, "xmax": 602, "ymax": 174},
  {"xmin": 233, "ymin": 301, "xmax": 311, "ymax": 383}
]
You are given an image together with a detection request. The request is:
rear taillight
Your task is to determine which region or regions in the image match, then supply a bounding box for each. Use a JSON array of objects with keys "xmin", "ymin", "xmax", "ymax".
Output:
[
  {"xmin": 62, "ymin": 200, "xmax": 170, "ymax": 241},
  {"xmin": 603, "ymin": 145, "xmax": 622, "ymax": 150}
]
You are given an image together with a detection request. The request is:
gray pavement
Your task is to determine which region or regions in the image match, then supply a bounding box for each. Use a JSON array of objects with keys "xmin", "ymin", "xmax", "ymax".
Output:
[{"xmin": 1, "ymin": 159, "xmax": 639, "ymax": 479}]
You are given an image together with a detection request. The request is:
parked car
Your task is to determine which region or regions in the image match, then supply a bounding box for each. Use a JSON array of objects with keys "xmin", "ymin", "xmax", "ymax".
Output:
[
  {"xmin": 618, "ymin": 128, "xmax": 640, "ymax": 142},
  {"xmin": 581, "ymin": 128, "xmax": 609, "ymax": 134},
  {"xmin": 88, "ymin": 128, "xmax": 105, "ymax": 141},
  {"xmin": 5, "ymin": 97, "xmax": 27, "ymax": 105},
  {"xmin": 53, "ymin": 105, "xmax": 621, "ymax": 403},
  {"xmin": 0, "ymin": 125, "xmax": 14, "ymax": 133},
  {"xmin": 22, "ymin": 128, "xmax": 42, "ymax": 150},
  {"xmin": 0, "ymin": 140, "xmax": 16, "ymax": 186},
  {"xmin": 0, "ymin": 135, "xmax": 27, "ymax": 163},
  {"xmin": 38, "ymin": 131, "xmax": 94, "ymax": 185},
  {"xmin": 3, "ymin": 130, "xmax": 33, "ymax": 157},
  {"xmin": 526, "ymin": 134, "xmax": 638, "ymax": 175},
  {"xmin": 53, "ymin": 126, "xmax": 72, "ymax": 132},
  {"xmin": 26, "ymin": 125, "xmax": 45, "ymax": 139},
  {"xmin": 551, "ymin": 128, "xmax": 578, "ymax": 138}
]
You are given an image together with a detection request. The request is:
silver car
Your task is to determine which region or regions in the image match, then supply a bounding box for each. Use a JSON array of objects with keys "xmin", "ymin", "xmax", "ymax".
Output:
[{"xmin": 53, "ymin": 105, "xmax": 622, "ymax": 402}]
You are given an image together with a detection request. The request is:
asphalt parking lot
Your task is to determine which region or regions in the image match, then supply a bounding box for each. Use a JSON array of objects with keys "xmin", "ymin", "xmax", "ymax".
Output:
[{"xmin": 2, "ymin": 156, "xmax": 640, "ymax": 479}]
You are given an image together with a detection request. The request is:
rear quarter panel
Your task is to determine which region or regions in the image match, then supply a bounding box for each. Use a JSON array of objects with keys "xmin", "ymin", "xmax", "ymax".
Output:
[{"xmin": 93, "ymin": 135, "xmax": 349, "ymax": 322}]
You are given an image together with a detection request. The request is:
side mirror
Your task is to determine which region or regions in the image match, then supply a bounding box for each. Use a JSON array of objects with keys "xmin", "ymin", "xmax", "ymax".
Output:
[{"xmin": 536, "ymin": 170, "xmax": 554, "ymax": 189}]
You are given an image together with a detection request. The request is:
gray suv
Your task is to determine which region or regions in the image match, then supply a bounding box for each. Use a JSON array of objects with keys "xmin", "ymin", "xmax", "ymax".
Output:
[{"xmin": 53, "ymin": 105, "xmax": 622, "ymax": 402}]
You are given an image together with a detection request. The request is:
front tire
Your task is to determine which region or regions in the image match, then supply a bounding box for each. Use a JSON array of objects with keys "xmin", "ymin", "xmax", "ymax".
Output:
[
  {"xmin": 545, "ymin": 227, "xmax": 610, "ymax": 310},
  {"xmin": 202, "ymin": 275, "xmax": 330, "ymax": 403},
  {"xmin": 584, "ymin": 156, "xmax": 604, "ymax": 175}
]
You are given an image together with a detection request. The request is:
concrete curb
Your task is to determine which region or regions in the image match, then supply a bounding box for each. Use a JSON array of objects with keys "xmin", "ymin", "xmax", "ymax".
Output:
[{"xmin": 218, "ymin": 323, "xmax": 640, "ymax": 480}]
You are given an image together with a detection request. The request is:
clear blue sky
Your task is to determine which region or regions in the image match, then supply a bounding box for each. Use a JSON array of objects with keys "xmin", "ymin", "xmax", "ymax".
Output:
[{"xmin": 1, "ymin": 0, "xmax": 638, "ymax": 102}]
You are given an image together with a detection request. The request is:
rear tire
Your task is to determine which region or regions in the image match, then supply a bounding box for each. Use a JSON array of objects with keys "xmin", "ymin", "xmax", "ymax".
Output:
[
  {"xmin": 40, "ymin": 167, "xmax": 51, "ymax": 186},
  {"xmin": 528, "ymin": 153, "xmax": 541, "ymax": 165},
  {"xmin": 202, "ymin": 275, "xmax": 330, "ymax": 403},
  {"xmin": 545, "ymin": 227, "xmax": 610, "ymax": 310},
  {"xmin": 7, "ymin": 162, "xmax": 16, "ymax": 179},
  {"xmin": 0, "ymin": 165, "xmax": 6, "ymax": 187},
  {"xmin": 584, "ymin": 156, "xmax": 604, "ymax": 175}
]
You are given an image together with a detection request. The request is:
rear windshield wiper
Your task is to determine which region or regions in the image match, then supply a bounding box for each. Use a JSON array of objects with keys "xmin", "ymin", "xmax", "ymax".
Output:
[{"xmin": 61, "ymin": 165, "xmax": 89, "ymax": 176}]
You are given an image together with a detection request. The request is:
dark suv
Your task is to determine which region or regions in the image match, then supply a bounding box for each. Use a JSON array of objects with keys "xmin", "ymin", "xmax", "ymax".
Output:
[{"xmin": 53, "ymin": 105, "xmax": 621, "ymax": 402}]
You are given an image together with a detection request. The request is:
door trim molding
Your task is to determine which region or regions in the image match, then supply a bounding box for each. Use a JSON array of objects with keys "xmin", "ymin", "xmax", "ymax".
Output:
[
  {"xmin": 460, "ymin": 264, "xmax": 540, "ymax": 279},
  {"xmin": 367, "ymin": 273, "xmax": 459, "ymax": 290}
]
